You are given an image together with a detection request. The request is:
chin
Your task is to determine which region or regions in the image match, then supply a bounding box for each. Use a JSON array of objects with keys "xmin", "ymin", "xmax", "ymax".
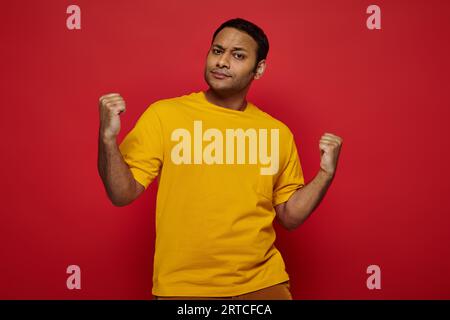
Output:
[
  {"xmin": 205, "ymin": 77, "xmax": 226, "ymax": 91},
  {"xmin": 210, "ymin": 82, "xmax": 232, "ymax": 92}
]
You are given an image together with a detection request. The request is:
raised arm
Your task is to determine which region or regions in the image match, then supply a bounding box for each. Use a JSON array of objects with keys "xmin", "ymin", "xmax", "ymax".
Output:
[
  {"xmin": 275, "ymin": 132, "xmax": 343, "ymax": 230},
  {"xmin": 97, "ymin": 93, "xmax": 145, "ymax": 206}
]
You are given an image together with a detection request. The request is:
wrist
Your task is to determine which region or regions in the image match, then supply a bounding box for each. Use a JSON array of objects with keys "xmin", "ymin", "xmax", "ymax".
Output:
[
  {"xmin": 100, "ymin": 134, "xmax": 117, "ymax": 146},
  {"xmin": 318, "ymin": 168, "xmax": 334, "ymax": 182}
]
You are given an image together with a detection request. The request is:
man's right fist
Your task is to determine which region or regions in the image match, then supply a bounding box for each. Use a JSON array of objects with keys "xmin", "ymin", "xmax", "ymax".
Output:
[{"xmin": 98, "ymin": 93, "xmax": 126, "ymax": 141}]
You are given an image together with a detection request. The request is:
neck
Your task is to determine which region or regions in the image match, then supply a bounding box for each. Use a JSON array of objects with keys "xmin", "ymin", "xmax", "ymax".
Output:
[{"xmin": 204, "ymin": 88, "xmax": 249, "ymax": 111}]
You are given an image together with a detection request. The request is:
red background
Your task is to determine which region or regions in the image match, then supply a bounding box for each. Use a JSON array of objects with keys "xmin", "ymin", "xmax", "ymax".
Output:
[{"xmin": 1, "ymin": 0, "xmax": 449, "ymax": 299}]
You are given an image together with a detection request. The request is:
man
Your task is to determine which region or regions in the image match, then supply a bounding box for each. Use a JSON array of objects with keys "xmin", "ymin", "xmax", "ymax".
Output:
[{"xmin": 97, "ymin": 18, "xmax": 343, "ymax": 300}]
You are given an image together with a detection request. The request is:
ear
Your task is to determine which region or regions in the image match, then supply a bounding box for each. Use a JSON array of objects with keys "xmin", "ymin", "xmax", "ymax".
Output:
[{"xmin": 254, "ymin": 60, "xmax": 266, "ymax": 80}]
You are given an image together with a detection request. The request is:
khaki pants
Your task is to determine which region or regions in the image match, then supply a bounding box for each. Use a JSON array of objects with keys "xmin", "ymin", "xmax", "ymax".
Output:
[{"xmin": 154, "ymin": 281, "xmax": 292, "ymax": 300}]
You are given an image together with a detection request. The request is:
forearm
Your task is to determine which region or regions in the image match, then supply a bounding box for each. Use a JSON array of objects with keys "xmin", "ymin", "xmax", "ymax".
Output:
[
  {"xmin": 97, "ymin": 132, "xmax": 137, "ymax": 206},
  {"xmin": 283, "ymin": 169, "xmax": 334, "ymax": 230}
]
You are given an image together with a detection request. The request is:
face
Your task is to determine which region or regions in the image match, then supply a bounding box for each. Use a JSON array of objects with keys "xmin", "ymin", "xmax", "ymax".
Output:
[{"xmin": 203, "ymin": 27, "xmax": 266, "ymax": 95}]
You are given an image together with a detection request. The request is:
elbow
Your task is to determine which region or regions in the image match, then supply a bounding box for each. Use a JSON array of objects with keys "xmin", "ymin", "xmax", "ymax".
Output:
[
  {"xmin": 101, "ymin": 179, "xmax": 140, "ymax": 207},
  {"xmin": 283, "ymin": 206, "xmax": 310, "ymax": 231},
  {"xmin": 281, "ymin": 213, "xmax": 305, "ymax": 231},
  {"xmin": 278, "ymin": 217, "xmax": 299, "ymax": 231},
  {"xmin": 111, "ymin": 200, "xmax": 129, "ymax": 207},
  {"xmin": 108, "ymin": 184, "xmax": 142, "ymax": 207},
  {"xmin": 111, "ymin": 199, "xmax": 128, "ymax": 207},
  {"xmin": 109, "ymin": 195, "xmax": 133, "ymax": 207},
  {"xmin": 284, "ymin": 222, "xmax": 300, "ymax": 232}
]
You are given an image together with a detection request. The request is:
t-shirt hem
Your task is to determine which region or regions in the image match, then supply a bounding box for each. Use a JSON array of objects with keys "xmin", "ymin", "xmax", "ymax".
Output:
[{"xmin": 152, "ymin": 275, "xmax": 290, "ymax": 297}]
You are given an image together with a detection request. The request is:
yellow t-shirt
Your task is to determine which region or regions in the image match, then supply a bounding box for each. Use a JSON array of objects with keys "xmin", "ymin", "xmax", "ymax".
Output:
[{"xmin": 119, "ymin": 91, "xmax": 305, "ymax": 297}]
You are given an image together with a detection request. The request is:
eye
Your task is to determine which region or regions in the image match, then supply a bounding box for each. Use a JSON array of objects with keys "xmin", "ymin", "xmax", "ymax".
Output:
[
  {"xmin": 234, "ymin": 53, "xmax": 245, "ymax": 59},
  {"xmin": 212, "ymin": 48, "xmax": 221, "ymax": 54}
]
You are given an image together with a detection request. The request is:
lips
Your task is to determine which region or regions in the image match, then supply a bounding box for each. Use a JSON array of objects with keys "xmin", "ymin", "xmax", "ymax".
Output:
[{"xmin": 211, "ymin": 70, "xmax": 231, "ymax": 78}]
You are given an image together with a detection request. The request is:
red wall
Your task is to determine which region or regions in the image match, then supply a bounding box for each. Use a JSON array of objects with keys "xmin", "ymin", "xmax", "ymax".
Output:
[{"xmin": 1, "ymin": 0, "xmax": 449, "ymax": 299}]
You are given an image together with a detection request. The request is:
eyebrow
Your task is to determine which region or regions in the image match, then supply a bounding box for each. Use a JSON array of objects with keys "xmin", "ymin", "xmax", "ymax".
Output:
[{"xmin": 212, "ymin": 44, "xmax": 248, "ymax": 52}]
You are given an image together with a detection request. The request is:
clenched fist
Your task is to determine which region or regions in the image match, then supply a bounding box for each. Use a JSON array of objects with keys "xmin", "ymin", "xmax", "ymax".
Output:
[
  {"xmin": 319, "ymin": 132, "xmax": 343, "ymax": 178},
  {"xmin": 98, "ymin": 93, "xmax": 126, "ymax": 141}
]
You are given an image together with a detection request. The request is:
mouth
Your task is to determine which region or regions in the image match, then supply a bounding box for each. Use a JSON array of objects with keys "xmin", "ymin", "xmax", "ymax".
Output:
[{"xmin": 211, "ymin": 70, "xmax": 231, "ymax": 79}]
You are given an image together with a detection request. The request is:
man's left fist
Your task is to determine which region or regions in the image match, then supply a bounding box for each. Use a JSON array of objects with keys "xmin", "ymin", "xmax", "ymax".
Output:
[{"xmin": 319, "ymin": 132, "xmax": 343, "ymax": 178}]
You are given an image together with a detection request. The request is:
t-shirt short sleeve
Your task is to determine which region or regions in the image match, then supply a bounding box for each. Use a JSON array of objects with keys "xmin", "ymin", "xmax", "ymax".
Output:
[
  {"xmin": 118, "ymin": 106, "xmax": 164, "ymax": 190},
  {"xmin": 272, "ymin": 134, "xmax": 305, "ymax": 207}
]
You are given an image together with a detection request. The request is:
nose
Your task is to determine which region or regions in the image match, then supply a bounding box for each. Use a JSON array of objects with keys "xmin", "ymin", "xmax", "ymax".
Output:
[{"xmin": 216, "ymin": 52, "xmax": 230, "ymax": 69}]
